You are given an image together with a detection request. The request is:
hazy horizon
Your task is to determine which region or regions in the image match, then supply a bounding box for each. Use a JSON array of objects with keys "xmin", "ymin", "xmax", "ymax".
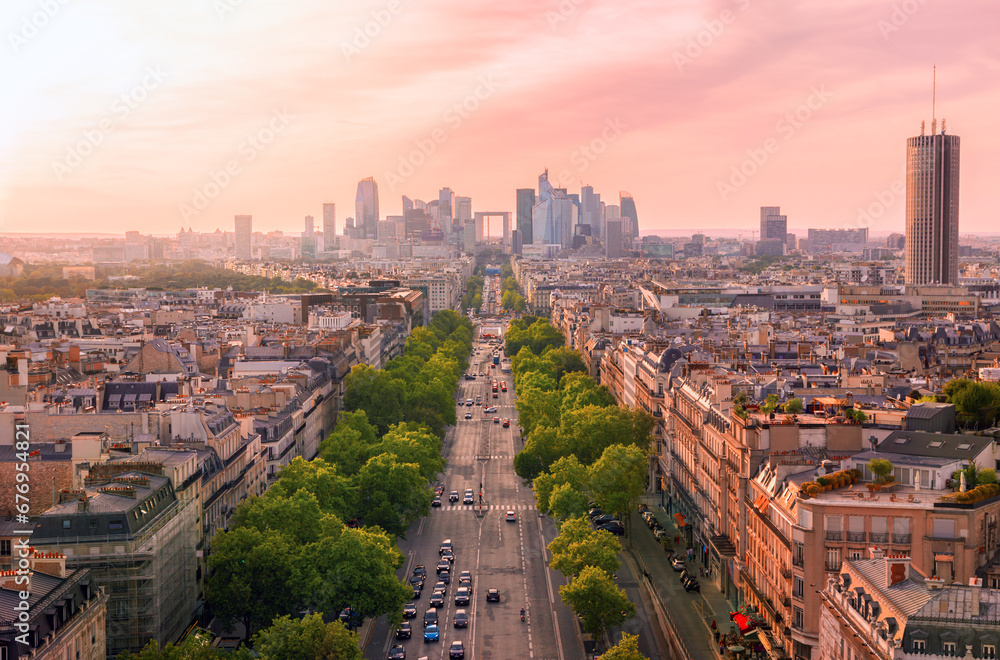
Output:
[{"xmin": 2, "ymin": 0, "xmax": 998, "ymax": 236}]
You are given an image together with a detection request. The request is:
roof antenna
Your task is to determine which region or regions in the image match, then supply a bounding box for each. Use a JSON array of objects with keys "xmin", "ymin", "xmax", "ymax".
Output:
[{"xmin": 930, "ymin": 65, "xmax": 937, "ymax": 135}]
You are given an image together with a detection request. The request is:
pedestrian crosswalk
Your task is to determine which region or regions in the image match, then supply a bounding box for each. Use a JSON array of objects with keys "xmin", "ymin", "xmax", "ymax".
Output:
[{"xmin": 436, "ymin": 503, "xmax": 536, "ymax": 512}]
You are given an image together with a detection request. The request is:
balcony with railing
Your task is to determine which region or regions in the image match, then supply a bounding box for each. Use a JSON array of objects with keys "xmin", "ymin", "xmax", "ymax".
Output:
[
  {"xmin": 892, "ymin": 533, "xmax": 911, "ymax": 545},
  {"xmin": 870, "ymin": 533, "xmax": 888, "ymax": 544},
  {"xmin": 847, "ymin": 532, "xmax": 867, "ymax": 543},
  {"xmin": 825, "ymin": 531, "xmax": 844, "ymax": 542}
]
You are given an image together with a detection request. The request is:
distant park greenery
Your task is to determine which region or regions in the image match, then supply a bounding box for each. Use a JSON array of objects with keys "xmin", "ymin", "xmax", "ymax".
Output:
[
  {"xmin": 509, "ymin": 317, "xmax": 649, "ymax": 652},
  {"xmin": 501, "ymin": 275, "xmax": 526, "ymax": 312},
  {"xmin": 461, "ymin": 274, "xmax": 483, "ymax": 312},
  {"xmin": 202, "ymin": 310, "xmax": 473, "ymax": 649},
  {"xmin": 0, "ymin": 261, "xmax": 323, "ymax": 302}
]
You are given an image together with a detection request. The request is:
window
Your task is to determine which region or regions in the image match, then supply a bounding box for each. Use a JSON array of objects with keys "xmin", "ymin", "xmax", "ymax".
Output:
[
  {"xmin": 793, "ymin": 606, "xmax": 804, "ymax": 629},
  {"xmin": 913, "ymin": 640, "xmax": 926, "ymax": 652},
  {"xmin": 109, "ymin": 520, "xmax": 123, "ymax": 531},
  {"xmin": 932, "ymin": 519, "xmax": 956, "ymax": 539},
  {"xmin": 0, "ymin": 539, "xmax": 10, "ymax": 556},
  {"xmin": 793, "ymin": 576, "xmax": 804, "ymax": 599},
  {"xmin": 943, "ymin": 642, "xmax": 956, "ymax": 655},
  {"xmin": 793, "ymin": 543, "xmax": 804, "ymax": 567},
  {"xmin": 63, "ymin": 519, "xmax": 72, "ymax": 529},
  {"xmin": 849, "ymin": 550, "xmax": 863, "ymax": 561},
  {"xmin": 826, "ymin": 547, "xmax": 842, "ymax": 572},
  {"xmin": 983, "ymin": 645, "xmax": 996, "ymax": 659}
]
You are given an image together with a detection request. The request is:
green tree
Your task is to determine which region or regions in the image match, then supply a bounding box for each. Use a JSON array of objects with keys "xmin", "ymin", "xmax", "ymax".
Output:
[
  {"xmin": 302, "ymin": 526, "xmax": 410, "ymax": 625},
  {"xmin": 343, "ymin": 365, "xmax": 405, "ymax": 435},
  {"xmin": 118, "ymin": 629, "xmax": 250, "ymax": 660},
  {"xmin": 533, "ymin": 455, "xmax": 589, "ymax": 514},
  {"xmin": 559, "ymin": 566, "xmax": 635, "ymax": 645},
  {"xmin": 206, "ymin": 528, "xmax": 307, "ymax": 642},
  {"xmin": 560, "ymin": 373, "xmax": 616, "ymax": 416},
  {"xmin": 760, "ymin": 394, "xmax": 780, "ymax": 415},
  {"xmin": 549, "ymin": 482, "xmax": 591, "ymax": 520},
  {"xmin": 978, "ymin": 467, "xmax": 998, "ymax": 485},
  {"xmin": 253, "ymin": 614, "xmax": 361, "ymax": 660},
  {"xmin": 868, "ymin": 458, "xmax": 894, "ymax": 483},
  {"xmin": 588, "ymin": 444, "xmax": 648, "ymax": 526},
  {"xmin": 783, "ymin": 398, "xmax": 804, "ymax": 415},
  {"xmin": 229, "ymin": 488, "xmax": 336, "ymax": 546},
  {"xmin": 266, "ymin": 459, "xmax": 356, "ymax": 522},
  {"xmin": 352, "ymin": 453, "xmax": 431, "ymax": 537},
  {"xmin": 548, "ymin": 516, "xmax": 620, "ymax": 578},
  {"xmin": 600, "ymin": 633, "xmax": 648, "ymax": 660},
  {"xmin": 540, "ymin": 346, "xmax": 588, "ymax": 385},
  {"xmin": 950, "ymin": 382, "xmax": 1000, "ymax": 428},
  {"xmin": 373, "ymin": 423, "xmax": 446, "ymax": 483},
  {"xmin": 560, "ymin": 405, "xmax": 654, "ymax": 466},
  {"xmin": 515, "ymin": 426, "xmax": 572, "ymax": 481}
]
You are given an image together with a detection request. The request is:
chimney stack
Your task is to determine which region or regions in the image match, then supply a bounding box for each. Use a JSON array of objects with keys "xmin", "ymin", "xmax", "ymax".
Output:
[
  {"xmin": 969, "ymin": 577, "xmax": 982, "ymax": 616},
  {"xmin": 885, "ymin": 553, "xmax": 911, "ymax": 587}
]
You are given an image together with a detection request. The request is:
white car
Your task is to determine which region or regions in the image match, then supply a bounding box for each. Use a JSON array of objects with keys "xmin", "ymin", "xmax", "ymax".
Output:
[
  {"xmin": 485, "ymin": 406, "xmax": 498, "ymax": 413},
  {"xmin": 505, "ymin": 511, "xmax": 516, "ymax": 522}
]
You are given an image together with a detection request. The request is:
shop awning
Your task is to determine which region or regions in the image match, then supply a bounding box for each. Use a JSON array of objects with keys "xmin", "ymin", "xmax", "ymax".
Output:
[
  {"xmin": 674, "ymin": 513, "xmax": 687, "ymax": 527},
  {"xmin": 731, "ymin": 613, "xmax": 756, "ymax": 634}
]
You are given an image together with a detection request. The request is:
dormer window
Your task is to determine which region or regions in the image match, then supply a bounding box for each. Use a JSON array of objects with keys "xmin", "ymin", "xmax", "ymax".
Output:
[{"xmin": 913, "ymin": 640, "xmax": 926, "ymax": 652}]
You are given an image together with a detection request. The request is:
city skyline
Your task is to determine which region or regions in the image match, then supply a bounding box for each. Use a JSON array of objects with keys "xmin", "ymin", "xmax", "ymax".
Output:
[{"xmin": 2, "ymin": 1, "xmax": 998, "ymax": 236}]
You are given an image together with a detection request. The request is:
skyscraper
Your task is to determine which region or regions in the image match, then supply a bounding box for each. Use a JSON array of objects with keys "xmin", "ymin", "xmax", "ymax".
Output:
[
  {"xmin": 322, "ymin": 203, "xmax": 336, "ymax": 251},
  {"xmin": 355, "ymin": 177, "xmax": 379, "ymax": 239},
  {"xmin": 455, "ymin": 196, "xmax": 472, "ymax": 224},
  {"xmin": 303, "ymin": 215, "xmax": 314, "ymax": 237},
  {"xmin": 580, "ymin": 186, "xmax": 602, "ymax": 238},
  {"xmin": 905, "ymin": 121, "xmax": 960, "ymax": 285},
  {"xmin": 516, "ymin": 188, "xmax": 535, "ymax": 244},
  {"xmin": 759, "ymin": 206, "xmax": 787, "ymax": 242},
  {"xmin": 234, "ymin": 215, "xmax": 252, "ymax": 259},
  {"xmin": 620, "ymin": 192, "xmax": 639, "ymax": 238},
  {"xmin": 402, "ymin": 195, "xmax": 414, "ymax": 213},
  {"xmin": 532, "ymin": 170, "xmax": 574, "ymax": 248},
  {"xmin": 605, "ymin": 219, "xmax": 622, "ymax": 259}
]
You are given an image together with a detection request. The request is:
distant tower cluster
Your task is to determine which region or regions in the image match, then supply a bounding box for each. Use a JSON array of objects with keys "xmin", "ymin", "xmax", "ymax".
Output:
[{"xmin": 322, "ymin": 203, "xmax": 336, "ymax": 251}]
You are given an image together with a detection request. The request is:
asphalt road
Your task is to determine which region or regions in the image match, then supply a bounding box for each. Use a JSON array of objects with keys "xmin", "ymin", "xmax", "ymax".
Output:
[{"xmin": 366, "ymin": 338, "xmax": 583, "ymax": 660}]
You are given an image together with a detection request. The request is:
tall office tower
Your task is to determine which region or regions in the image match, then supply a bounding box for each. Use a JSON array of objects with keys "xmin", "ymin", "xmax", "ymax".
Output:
[
  {"xmin": 304, "ymin": 215, "xmax": 314, "ymax": 237},
  {"xmin": 402, "ymin": 195, "xmax": 414, "ymax": 213},
  {"xmin": 455, "ymin": 196, "xmax": 472, "ymax": 224},
  {"xmin": 516, "ymin": 188, "xmax": 535, "ymax": 244},
  {"xmin": 322, "ymin": 203, "xmax": 336, "ymax": 251},
  {"xmin": 439, "ymin": 187, "xmax": 454, "ymax": 219},
  {"xmin": 234, "ymin": 215, "xmax": 252, "ymax": 259},
  {"xmin": 532, "ymin": 170, "xmax": 574, "ymax": 247},
  {"xmin": 580, "ymin": 186, "xmax": 603, "ymax": 238},
  {"xmin": 511, "ymin": 229, "xmax": 523, "ymax": 255},
  {"xmin": 605, "ymin": 219, "xmax": 623, "ymax": 258},
  {"xmin": 905, "ymin": 121, "xmax": 960, "ymax": 285},
  {"xmin": 605, "ymin": 204, "xmax": 620, "ymax": 220},
  {"xmin": 620, "ymin": 192, "xmax": 639, "ymax": 238},
  {"xmin": 355, "ymin": 177, "xmax": 379, "ymax": 238},
  {"xmin": 377, "ymin": 219, "xmax": 397, "ymax": 241},
  {"xmin": 759, "ymin": 206, "xmax": 787, "ymax": 242}
]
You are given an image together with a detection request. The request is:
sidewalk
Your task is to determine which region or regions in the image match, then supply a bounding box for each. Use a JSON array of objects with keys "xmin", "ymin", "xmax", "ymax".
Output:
[{"xmin": 624, "ymin": 498, "xmax": 736, "ymax": 660}]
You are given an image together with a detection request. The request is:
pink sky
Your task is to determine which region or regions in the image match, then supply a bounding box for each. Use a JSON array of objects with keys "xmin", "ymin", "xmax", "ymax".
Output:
[{"xmin": 1, "ymin": 0, "xmax": 998, "ymax": 236}]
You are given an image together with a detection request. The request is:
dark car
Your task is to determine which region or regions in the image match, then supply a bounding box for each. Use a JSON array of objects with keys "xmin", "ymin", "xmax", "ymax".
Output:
[
  {"xmin": 403, "ymin": 602, "xmax": 417, "ymax": 618},
  {"xmin": 432, "ymin": 496, "xmax": 442, "ymax": 508},
  {"xmin": 409, "ymin": 575, "xmax": 424, "ymax": 590},
  {"xmin": 412, "ymin": 586, "xmax": 421, "ymax": 599},
  {"xmin": 587, "ymin": 508, "xmax": 605, "ymax": 520},
  {"xmin": 441, "ymin": 549, "xmax": 455, "ymax": 563},
  {"xmin": 396, "ymin": 621, "xmax": 411, "ymax": 639},
  {"xmin": 599, "ymin": 521, "xmax": 625, "ymax": 536},
  {"xmin": 429, "ymin": 591, "xmax": 445, "ymax": 608},
  {"xmin": 439, "ymin": 570, "xmax": 451, "ymax": 584},
  {"xmin": 453, "ymin": 608, "xmax": 469, "ymax": 627},
  {"xmin": 413, "ymin": 565, "xmax": 427, "ymax": 577},
  {"xmin": 339, "ymin": 607, "xmax": 363, "ymax": 628},
  {"xmin": 486, "ymin": 588, "xmax": 500, "ymax": 602},
  {"xmin": 389, "ymin": 644, "xmax": 406, "ymax": 659},
  {"xmin": 455, "ymin": 586, "xmax": 470, "ymax": 605},
  {"xmin": 439, "ymin": 540, "xmax": 453, "ymax": 555},
  {"xmin": 436, "ymin": 560, "xmax": 450, "ymax": 574},
  {"xmin": 433, "ymin": 580, "xmax": 447, "ymax": 594},
  {"xmin": 450, "ymin": 640, "xmax": 465, "ymax": 658},
  {"xmin": 592, "ymin": 514, "xmax": 615, "ymax": 525},
  {"xmin": 424, "ymin": 607, "xmax": 438, "ymax": 628}
]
